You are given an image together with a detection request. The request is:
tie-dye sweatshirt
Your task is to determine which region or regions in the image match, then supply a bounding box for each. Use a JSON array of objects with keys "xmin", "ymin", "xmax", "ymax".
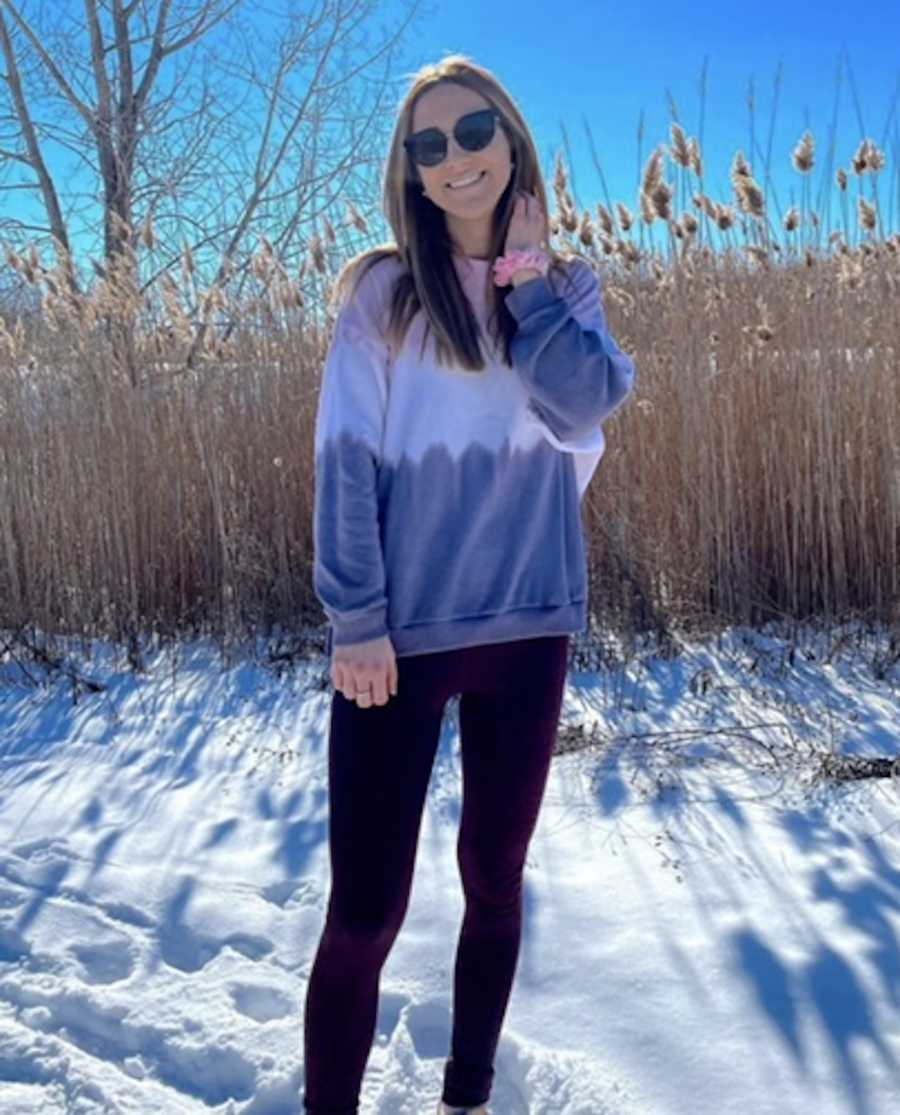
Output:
[{"xmin": 313, "ymin": 249, "xmax": 636, "ymax": 658}]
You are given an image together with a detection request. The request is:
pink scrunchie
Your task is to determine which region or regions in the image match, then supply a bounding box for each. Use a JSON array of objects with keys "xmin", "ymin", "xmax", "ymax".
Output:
[{"xmin": 492, "ymin": 248, "xmax": 549, "ymax": 287}]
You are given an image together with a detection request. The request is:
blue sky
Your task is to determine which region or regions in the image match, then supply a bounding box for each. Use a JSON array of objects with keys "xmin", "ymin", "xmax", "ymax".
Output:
[{"xmin": 385, "ymin": 0, "xmax": 900, "ymax": 243}]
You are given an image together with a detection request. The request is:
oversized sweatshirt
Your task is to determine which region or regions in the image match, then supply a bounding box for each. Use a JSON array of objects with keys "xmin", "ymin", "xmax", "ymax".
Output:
[{"xmin": 313, "ymin": 249, "xmax": 636, "ymax": 658}]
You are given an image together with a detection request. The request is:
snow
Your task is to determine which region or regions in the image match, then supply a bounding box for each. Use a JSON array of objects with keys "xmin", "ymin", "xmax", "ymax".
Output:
[{"xmin": 0, "ymin": 620, "xmax": 899, "ymax": 1114}]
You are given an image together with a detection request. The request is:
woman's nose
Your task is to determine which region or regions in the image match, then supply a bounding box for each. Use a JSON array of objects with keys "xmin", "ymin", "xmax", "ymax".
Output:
[{"xmin": 445, "ymin": 131, "xmax": 475, "ymax": 163}]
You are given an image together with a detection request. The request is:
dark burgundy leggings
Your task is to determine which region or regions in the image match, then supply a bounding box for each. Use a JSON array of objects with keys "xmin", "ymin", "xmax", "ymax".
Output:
[{"xmin": 302, "ymin": 633, "xmax": 570, "ymax": 1114}]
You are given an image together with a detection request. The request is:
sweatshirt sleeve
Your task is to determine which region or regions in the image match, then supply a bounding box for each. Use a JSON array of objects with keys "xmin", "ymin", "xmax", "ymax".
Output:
[
  {"xmin": 313, "ymin": 264, "xmax": 391, "ymax": 652},
  {"xmin": 505, "ymin": 258, "xmax": 636, "ymax": 448}
]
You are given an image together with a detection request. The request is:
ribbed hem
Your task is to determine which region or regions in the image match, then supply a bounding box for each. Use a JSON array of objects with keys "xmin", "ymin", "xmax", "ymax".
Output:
[
  {"xmin": 387, "ymin": 599, "xmax": 585, "ymax": 657},
  {"xmin": 324, "ymin": 600, "xmax": 585, "ymax": 659}
]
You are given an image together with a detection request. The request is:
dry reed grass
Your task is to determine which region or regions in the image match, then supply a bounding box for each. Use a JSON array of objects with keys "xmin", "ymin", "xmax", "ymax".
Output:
[{"xmin": 1, "ymin": 91, "xmax": 899, "ymax": 663}]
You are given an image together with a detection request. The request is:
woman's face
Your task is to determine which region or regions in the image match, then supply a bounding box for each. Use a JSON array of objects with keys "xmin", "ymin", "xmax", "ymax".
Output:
[{"xmin": 409, "ymin": 83, "xmax": 514, "ymax": 233}]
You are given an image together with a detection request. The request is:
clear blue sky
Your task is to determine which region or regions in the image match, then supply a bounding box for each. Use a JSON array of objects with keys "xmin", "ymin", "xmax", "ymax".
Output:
[{"xmin": 381, "ymin": 0, "xmax": 900, "ymax": 243}]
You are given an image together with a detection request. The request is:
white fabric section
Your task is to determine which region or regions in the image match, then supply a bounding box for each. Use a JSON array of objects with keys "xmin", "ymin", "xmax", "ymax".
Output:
[{"xmin": 374, "ymin": 254, "xmax": 611, "ymax": 499}]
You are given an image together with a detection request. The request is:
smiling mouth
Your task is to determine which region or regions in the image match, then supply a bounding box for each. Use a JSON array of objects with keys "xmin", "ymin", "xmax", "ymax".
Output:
[{"xmin": 446, "ymin": 170, "xmax": 487, "ymax": 190}]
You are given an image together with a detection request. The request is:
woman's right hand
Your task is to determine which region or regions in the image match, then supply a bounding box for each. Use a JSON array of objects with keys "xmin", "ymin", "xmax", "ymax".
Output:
[{"xmin": 331, "ymin": 633, "xmax": 398, "ymax": 707}]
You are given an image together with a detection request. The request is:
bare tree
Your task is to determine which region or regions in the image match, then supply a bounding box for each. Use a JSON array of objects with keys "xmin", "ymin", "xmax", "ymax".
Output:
[{"xmin": 0, "ymin": 0, "xmax": 426, "ymax": 380}]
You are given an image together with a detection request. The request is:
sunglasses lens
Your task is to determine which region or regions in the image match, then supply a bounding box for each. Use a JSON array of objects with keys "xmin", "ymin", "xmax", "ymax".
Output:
[
  {"xmin": 415, "ymin": 134, "xmax": 446, "ymax": 167},
  {"xmin": 457, "ymin": 110, "xmax": 495, "ymax": 152}
]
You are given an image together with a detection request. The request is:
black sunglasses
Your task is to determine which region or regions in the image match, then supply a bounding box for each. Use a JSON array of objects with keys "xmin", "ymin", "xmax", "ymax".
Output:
[{"xmin": 404, "ymin": 108, "xmax": 503, "ymax": 168}]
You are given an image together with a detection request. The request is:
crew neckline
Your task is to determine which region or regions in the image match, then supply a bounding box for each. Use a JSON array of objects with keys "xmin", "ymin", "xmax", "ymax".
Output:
[{"xmin": 450, "ymin": 253, "xmax": 492, "ymax": 272}]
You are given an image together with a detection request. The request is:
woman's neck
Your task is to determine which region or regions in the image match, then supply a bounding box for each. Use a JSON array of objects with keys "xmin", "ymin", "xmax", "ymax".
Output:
[{"xmin": 446, "ymin": 217, "xmax": 492, "ymax": 261}]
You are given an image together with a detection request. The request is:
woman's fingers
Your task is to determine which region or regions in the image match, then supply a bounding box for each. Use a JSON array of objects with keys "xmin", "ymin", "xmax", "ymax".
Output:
[{"xmin": 331, "ymin": 635, "xmax": 397, "ymax": 707}]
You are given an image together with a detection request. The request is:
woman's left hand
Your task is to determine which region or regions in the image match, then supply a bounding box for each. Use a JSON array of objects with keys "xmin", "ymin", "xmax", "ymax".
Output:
[{"xmin": 504, "ymin": 189, "xmax": 548, "ymax": 255}]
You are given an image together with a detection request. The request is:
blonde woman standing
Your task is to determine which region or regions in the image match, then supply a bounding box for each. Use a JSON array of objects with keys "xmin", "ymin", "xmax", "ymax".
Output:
[{"xmin": 304, "ymin": 53, "xmax": 636, "ymax": 1115}]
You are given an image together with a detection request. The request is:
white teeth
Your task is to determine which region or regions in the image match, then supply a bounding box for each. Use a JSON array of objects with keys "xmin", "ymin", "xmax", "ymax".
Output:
[{"xmin": 447, "ymin": 171, "xmax": 483, "ymax": 188}]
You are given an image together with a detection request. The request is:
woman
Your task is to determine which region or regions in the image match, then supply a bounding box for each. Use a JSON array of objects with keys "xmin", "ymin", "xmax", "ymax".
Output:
[{"xmin": 304, "ymin": 53, "xmax": 635, "ymax": 1115}]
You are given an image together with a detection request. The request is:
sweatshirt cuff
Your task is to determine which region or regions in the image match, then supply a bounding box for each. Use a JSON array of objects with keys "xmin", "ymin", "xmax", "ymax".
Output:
[
  {"xmin": 504, "ymin": 274, "xmax": 560, "ymax": 321},
  {"xmin": 326, "ymin": 604, "xmax": 389, "ymax": 653}
]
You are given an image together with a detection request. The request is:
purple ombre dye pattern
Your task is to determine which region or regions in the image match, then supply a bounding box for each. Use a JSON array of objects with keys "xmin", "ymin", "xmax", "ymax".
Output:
[{"xmin": 313, "ymin": 251, "xmax": 635, "ymax": 656}]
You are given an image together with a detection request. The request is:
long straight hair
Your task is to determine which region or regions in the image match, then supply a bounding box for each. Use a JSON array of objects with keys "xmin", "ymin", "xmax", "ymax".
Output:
[{"xmin": 329, "ymin": 53, "xmax": 580, "ymax": 374}]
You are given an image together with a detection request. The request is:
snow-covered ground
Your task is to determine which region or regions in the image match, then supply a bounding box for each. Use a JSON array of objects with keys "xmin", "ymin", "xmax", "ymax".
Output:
[{"xmin": 0, "ymin": 619, "xmax": 898, "ymax": 1115}]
